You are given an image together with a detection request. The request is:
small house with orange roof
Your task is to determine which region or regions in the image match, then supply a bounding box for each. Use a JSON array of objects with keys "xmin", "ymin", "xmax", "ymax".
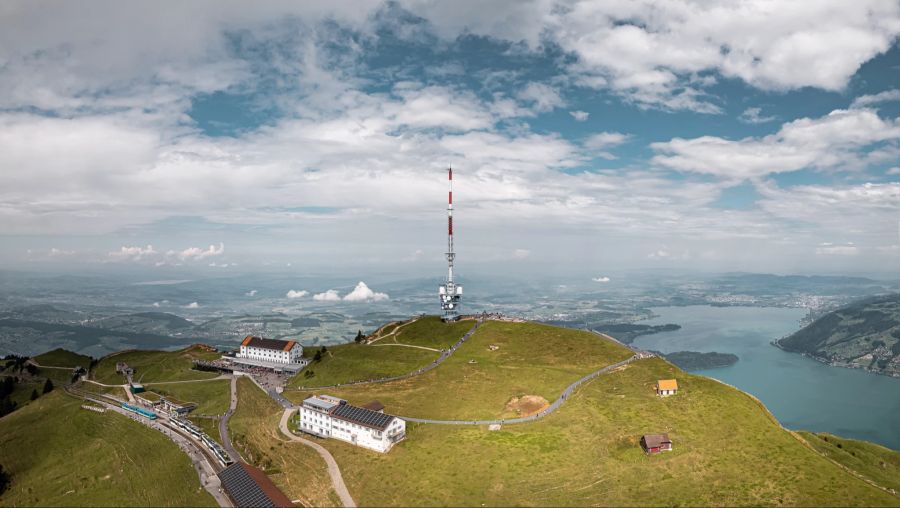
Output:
[{"xmin": 656, "ymin": 379, "xmax": 678, "ymax": 397}]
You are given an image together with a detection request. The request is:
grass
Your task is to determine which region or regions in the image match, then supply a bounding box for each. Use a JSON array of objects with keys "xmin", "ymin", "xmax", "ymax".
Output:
[
  {"xmin": 313, "ymin": 356, "xmax": 897, "ymax": 506},
  {"xmin": 92, "ymin": 346, "xmax": 220, "ymax": 384},
  {"xmin": 286, "ymin": 317, "xmax": 475, "ymax": 389},
  {"xmin": 147, "ymin": 379, "xmax": 231, "ymax": 416},
  {"xmin": 799, "ymin": 431, "xmax": 900, "ymax": 493},
  {"xmin": 77, "ymin": 381, "xmax": 128, "ymax": 400},
  {"xmin": 228, "ymin": 377, "xmax": 342, "ymax": 507},
  {"xmin": 32, "ymin": 348, "xmax": 93, "ymax": 369},
  {"xmin": 289, "ymin": 344, "xmax": 439, "ymax": 389},
  {"xmin": 0, "ymin": 390, "xmax": 215, "ymax": 507},
  {"xmin": 287, "ymin": 320, "xmax": 634, "ymax": 420},
  {"xmin": 386, "ymin": 316, "xmax": 476, "ymax": 349}
]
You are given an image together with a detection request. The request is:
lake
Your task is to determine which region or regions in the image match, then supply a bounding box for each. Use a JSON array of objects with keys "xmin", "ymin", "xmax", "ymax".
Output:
[{"xmin": 633, "ymin": 305, "xmax": 900, "ymax": 450}]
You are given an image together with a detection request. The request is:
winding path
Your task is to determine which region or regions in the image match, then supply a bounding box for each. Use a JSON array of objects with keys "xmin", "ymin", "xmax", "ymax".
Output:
[
  {"xmin": 218, "ymin": 375, "xmax": 243, "ymax": 463},
  {"xmin": 295, "ymin": 321, "xmax": 481, "ymax": 390},
  {"xmin": 400, "ymin": 355, "xmax": 640, "ymax": 425},
  {"xmin": 278, "ymin": 409, "xmax": 356, "ymax": 508}
]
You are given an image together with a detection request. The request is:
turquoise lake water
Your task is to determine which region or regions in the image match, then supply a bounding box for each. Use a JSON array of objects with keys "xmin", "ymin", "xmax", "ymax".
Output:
[{"xmin": 633, "ymin": 305, "xmax": 900, "ymax": 450}]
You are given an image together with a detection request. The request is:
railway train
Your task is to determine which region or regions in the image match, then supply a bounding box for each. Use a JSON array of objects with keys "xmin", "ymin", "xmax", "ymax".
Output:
[
  {"xmin": 121, "ymin": 402, "xmax": 158, "ymax": 420},
  {"xmin": 169, "ymin": 417, "xmax": 233, "ymax": 467}
]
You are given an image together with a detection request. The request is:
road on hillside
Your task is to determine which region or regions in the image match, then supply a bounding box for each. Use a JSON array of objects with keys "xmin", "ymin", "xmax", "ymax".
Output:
[
  {"xmin": 297, "ymin": 320, "xmax": 481, "ymax": 391},
  {"xmin": 218, "ymin": 376, "xmax": 243, "ymax": 463},
  {"xmin": 400, "ymin": 355, "xmax": 643, "ymax": 425},
  {"xmin": 278, "ymin": 409, "xmax": 356, "ymax": 508}
]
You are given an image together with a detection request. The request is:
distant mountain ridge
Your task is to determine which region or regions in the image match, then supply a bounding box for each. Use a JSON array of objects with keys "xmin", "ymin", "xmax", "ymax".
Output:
[{"xmin": 777, "ymin": 293, "xmax": 900, "ymax": 377}]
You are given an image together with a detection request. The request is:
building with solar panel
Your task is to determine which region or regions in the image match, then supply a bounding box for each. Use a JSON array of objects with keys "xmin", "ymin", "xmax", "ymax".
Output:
[{"xmin": 295, "ymin": 395, "xmax": 406, "ymax": 453}]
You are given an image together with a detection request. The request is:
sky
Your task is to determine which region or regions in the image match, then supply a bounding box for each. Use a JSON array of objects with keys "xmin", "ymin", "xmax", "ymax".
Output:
[{"xmin": 1, "ymin": 0, "xmax": 900, "ymax": 279}]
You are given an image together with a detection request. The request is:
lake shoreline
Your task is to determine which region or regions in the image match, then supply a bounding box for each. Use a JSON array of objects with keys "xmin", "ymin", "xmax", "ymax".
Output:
[{"xmin": 771, "ymin": 339, "xmax": 900, "ymax": 379}]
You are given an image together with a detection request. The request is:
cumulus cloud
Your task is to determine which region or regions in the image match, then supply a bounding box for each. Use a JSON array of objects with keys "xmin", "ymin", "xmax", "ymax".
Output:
[
  {"xmin": 313, "ymin": 289, "xmax": 342, "ymax": 301},
  {"xmin": 513, "ymin": 248, "xmax": 530, "ymax": 259},
  {"xmin": 570, "ymin": 110, "xmax": 589, "ymax": 121},
  {"xmin": 652, "ymin": 108, "xmax": 900, "ymax": 180},
  {"xmin": 404, "ymin": 1, "xmax": 900, "ymax": 110},
  {"xmin": 174, "ymin": 243, "xmax": 224, "ymax": 262},
  {"xmin": 246, "ymin": 289, "xmax": 258, "ymax": 296},
  {"xmin": 184, "ymin": 302, "xmax": 200, "ymax": 309},
  {"xmin": 851, "ymin": 89, "xmax": 900, "ymax": 108},
  {"xmin": 343, "ymin": 281, "xmax": 389, "ymax": 302},
  {"xmin": 286, "ymin": 289, "xmax": 308, "ymax": 299},
  {"xmin": 109, "ymin": 244, "xmax": 157, "ymax": 261},
  {"xmin": 517, "ymin": 82, "xmax": 565, "ymax": 113},
  {"xmin": 592, "ymin": 276, "xmax": 611, "ymax": 282},
  {"xmin": 738, "ymin": 107, "xmax": 776, "ymax": 124}
]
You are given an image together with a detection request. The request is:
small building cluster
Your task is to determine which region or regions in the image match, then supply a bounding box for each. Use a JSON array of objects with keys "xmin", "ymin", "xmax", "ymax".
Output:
[
  {"xmin": 295, "ymin": 395, "xmax": 406, "ymax": 453},
  {"xmin": 134, "ymin": 390, "xmax": 197, "ymax": 416}
]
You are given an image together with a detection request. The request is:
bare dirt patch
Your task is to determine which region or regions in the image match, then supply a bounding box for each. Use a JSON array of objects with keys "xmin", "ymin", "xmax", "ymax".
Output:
[{"xmin": 504, "ymin": 395, "xmax": 549, "ymax": 417}]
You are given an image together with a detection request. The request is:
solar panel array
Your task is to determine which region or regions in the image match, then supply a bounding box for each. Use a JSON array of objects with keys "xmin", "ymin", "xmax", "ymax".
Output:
[
  {"xmin": 219, "ymin": 463, "xmax": 281, "ymax": 508},
  {"xmin": 331, "ymin": 403, "xmax": 394, "ymax": 430}
]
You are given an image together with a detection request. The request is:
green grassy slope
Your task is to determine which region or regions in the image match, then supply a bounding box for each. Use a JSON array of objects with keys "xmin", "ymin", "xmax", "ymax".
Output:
[
  {"xmin": 287, "ymin": 317, "xmax": 474, "ymax": 389},
  {"xmin": 32, "ymin": 348, "xmax": 92, "ymax": 369},
  {"xmin": 290, "ymin": 345, "xmax": 438, "ymax": 389},
  {"xmin": 0, "ymin": 391, "xmax": 214, "ymax": 507},
  {"xmin": 229, "ymin": 377, "xmax": 341, "ymax": 507},
  {"xmin": 387, "ymin": 316, "xmax": 475, "ymax": 349},
  {"xmin": 147, "ymin": 379, "xmax": 230, "ymax": 415},
  {"xmin": 318, "ymin": 356, "xmax": 897, "ymax": 506},
  {"xmin": 799, "ymin": 432, "xmax": 900, "ymax": 493},
  {"xmin": 92, "ymin": 346, "xmax": 220, "ymax": 384},
  {"xmin": 288, "ymin": 320, "xmax": 634, "ymax": 420}
]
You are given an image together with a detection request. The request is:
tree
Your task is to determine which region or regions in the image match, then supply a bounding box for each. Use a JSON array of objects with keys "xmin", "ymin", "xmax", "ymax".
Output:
[
  {"xmin": 42, "ymin": 378, "xmax": 54, "ymax": 394},
  {"xmin": 0, "ymin": 377, "xmax": 15, "ymax": 399},
  {"xmin": 0, "ymin": 397, "xmax": 16, "ymax": 417},
  {"xmin": 0, "ymin": 463, "xmax": 9, "ymax": 495},
  {"xmin": 313, "ymin": 351, "xmax": 322, "ymax": 363},
  {"xmin": 30, "ymin": 389, "xmax": 39, "ymax": 401},
  {"xmin": 355, "ymin": 330, "xmax": 365, "ymax": 343},
  {"xmin": 320, "ymin": 346, "xmax": 327, "ymax": 353}
]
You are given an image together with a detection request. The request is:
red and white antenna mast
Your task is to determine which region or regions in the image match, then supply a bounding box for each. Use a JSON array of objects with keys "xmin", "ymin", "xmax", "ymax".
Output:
[{"xmin": 440, "ymin": 166, "xmax": 462, "ymax": 320}]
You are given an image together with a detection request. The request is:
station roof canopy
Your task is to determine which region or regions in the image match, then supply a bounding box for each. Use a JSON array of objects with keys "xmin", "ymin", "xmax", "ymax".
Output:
[{"xmin": 219, "ymin": 461, "xmax": 294, "ymax": 508}]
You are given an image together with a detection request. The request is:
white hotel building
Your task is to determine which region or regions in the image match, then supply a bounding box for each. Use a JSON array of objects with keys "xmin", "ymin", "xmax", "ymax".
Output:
[
  {"xmin": 296, "ymin": 395, "xmax": 406, "ymax": 453},
  {"xmin": 234, "ymin": 336, "xmax": 308, "ymax": 373}
]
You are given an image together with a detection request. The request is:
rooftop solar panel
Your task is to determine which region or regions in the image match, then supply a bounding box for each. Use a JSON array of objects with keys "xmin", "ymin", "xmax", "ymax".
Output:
[{"xmin": 330, "ymin": 403, "xmax": 395, "ymax": 431}]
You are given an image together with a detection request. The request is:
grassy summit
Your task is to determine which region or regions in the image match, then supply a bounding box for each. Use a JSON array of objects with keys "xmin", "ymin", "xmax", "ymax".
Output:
[
  {"xmin": 91, "ymin": 346, "xmax": 221, "ymax": 384},
  {"xmin": 288, "ymin": 317, "xmax": 473, "ymax": 388},
  {"xmin": 0, "ymin": 391, "xmax": 214, "ymax": 506},
  {"xmin": 31, "ymin": 348, "xmax": 92, "ymax": 369},
  {"xmin": 287, "ymin": 320, "xmax": 634, "ymax": 420},
  {"xmin": 273, "ymin": 319, "xmax": 897, "ymax": 506}
]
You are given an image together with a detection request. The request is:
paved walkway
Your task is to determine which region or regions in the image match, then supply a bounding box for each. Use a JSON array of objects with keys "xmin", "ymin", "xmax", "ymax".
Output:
[
  {"xmin": 278, "ymin": 409, "xmax": 356, "ymax": 508},
  {"xmin": 218, "ymin": 376, "xmax": 243, "ymax": 463},
  {"xmin": 400, "ymin": 355, "xmax": 639, "ymax": 425},
  {"xmin": 369, "ymin": 343, "xmax": 441, "ymax": 352},
  {"xmin": 144, "ymin": 375, "xmax": 229, "ymax": 386}
]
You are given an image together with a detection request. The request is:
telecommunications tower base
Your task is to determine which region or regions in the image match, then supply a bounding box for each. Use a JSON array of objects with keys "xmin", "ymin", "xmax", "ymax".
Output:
[{"xmin": 439, "ymin": 167, "xmax": 462, "ymax": 321}]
